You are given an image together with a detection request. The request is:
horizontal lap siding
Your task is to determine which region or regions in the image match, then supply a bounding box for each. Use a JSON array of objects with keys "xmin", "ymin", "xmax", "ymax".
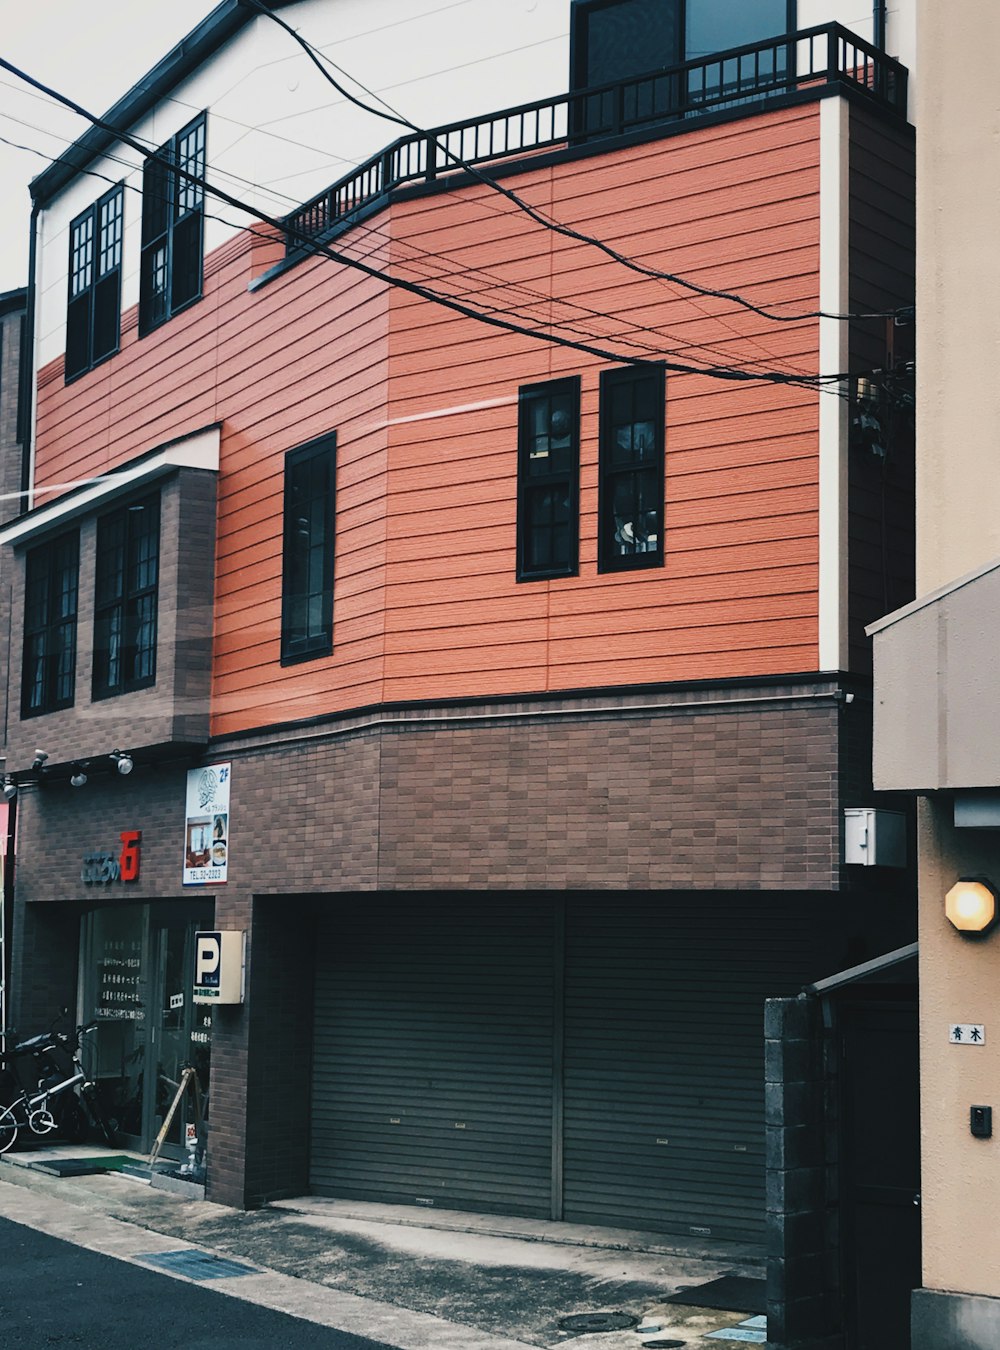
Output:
[
  {"xmin": 34, "ymin": 233, "xmax": 391, "ymax": 737},
  {"xmin": 383, "ymin": 104, "xmax": 822, "ymax": 704},
  {"xmin": 34, "ymin": 102, "xmax": 823, "ymax": 735}
]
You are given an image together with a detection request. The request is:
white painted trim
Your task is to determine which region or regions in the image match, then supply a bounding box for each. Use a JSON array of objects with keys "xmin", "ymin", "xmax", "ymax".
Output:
[
  {"xmin": 0, "ymin": 424, "xmax": 221, "ymax": 547},
  {"xmin": 818, "ymin": 96, "xmax": 850, "ymax": 671}
]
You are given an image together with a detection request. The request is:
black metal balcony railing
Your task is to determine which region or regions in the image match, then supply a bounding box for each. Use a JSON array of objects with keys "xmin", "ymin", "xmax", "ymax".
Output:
[{"xmin": 284, "ymin": 23, "xmax": 907, "ymax": 257}]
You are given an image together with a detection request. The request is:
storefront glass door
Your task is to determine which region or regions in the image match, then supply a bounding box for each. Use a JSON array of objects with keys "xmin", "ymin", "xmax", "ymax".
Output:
[{"xmin": 81, "ymin": 902, "xmax": 212, "ymax": 1156}]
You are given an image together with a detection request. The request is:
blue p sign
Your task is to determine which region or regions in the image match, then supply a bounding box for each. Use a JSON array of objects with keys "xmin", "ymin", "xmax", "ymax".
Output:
[{"xmin": 195, "ymin": 932, "xmax": 222, "ymax": 988}]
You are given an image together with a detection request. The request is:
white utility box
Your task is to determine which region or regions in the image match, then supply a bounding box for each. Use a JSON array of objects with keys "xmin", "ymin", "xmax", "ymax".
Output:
[
  {"xmin": 844, "ymin": 809, "xmax": 906, "ymax": 867},
  {"xmin": 193, "ymin": 930, "xmax": 246, "ymax": 1004}
]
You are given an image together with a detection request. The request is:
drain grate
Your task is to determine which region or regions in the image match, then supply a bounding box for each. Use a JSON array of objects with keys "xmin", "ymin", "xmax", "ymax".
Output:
[
  {"xmin": 558, "ymin": 1312, "xmax": 640, "ymax": 1333},
  {"xmin": 135, "ymin": 1249, "xmax": 256, "ymax": 1281}
]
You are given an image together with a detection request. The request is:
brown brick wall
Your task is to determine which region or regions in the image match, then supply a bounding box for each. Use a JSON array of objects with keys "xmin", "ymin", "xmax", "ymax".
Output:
[
  {"xmin": 9, "ymin": 677, "xmax": 906, "ymax": 1207},
  {"xmin": 5, "ymin": 466, "xmax": 217, "ymax": 775}
]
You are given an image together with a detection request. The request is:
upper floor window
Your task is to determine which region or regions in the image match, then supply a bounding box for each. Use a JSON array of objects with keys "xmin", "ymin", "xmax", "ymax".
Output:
[
  {"xmin": 93, "ymin": 494, "xmax": 161, "ymax": 700},
  {"xmin": 598, "ymin": 366, "xmax": 665, "ymax": 572},
  {"xmin": 517, "ymin": 378, "xmax": 580, "ymax": 581},
  {"xmin": 571, "ymin": 0, "xmax": 793, "ymax": 129},
  {"xmin": 281, "ymin": 434, "xmax": 336, "ymax": 664},
  {"xmin": 22, "ymin": 530, "xmax": 79, "ymax": 718},
  {"xmin": 139, "ymin": 114, "xmax": 206, "ymax": 335},
  {"xmin": 65, "ymin": 184, "xmax": 123, "ymax": 381}
]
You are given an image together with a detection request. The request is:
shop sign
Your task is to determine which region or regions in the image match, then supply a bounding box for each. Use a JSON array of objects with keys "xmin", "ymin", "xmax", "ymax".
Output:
[
  {"xmin": 193, "ymin": 930, "xmax": 246, "ymax": 1004},
  {"xmin": 183, "ymin": 763, "xmax": 231, "ymax": 886},
  {"xmin": 81, "ymin": 830, "xmax": 142, "ymax": 885}
]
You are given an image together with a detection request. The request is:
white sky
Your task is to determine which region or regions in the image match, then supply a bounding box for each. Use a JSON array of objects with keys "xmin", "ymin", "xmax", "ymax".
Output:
[{"xmin": 0, "ymin": 0, "xmax": 213, "ymax": 294}]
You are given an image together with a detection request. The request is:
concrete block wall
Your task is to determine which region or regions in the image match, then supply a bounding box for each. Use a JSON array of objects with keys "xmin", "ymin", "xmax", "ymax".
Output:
[{"xmin": 765, "ymin": 995, "xmax": 843, "ymax": 1349}]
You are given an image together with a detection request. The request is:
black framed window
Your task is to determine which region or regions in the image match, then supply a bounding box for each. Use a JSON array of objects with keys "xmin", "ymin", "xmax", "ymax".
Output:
[
  {"xmin": 139, "ymin": 114, "xmax": 206, "ymax": 335},
  {"xmin": 281, "ymin": 434, "xmax": 336, "ymax": 663},
  {"xmin": 517, "ymin": 377, "xmax": 580, "ymax": 580},
  {"xmin": 92, "ymin": 494, "xmax": 160, "ymax": 699},
  {"xmin": 65, "ymin": 184, "xmax": 124, "ymax": 381},
  {"xmin": 598, "ymin": 365, "xmax": 665, "ymax": 572},
  {"xmin": 21, "ymin": 531, "xmax": 79, "ymax": 718}
]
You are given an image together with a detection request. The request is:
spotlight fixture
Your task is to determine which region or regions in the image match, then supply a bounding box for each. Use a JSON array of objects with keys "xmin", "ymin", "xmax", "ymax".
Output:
[
  {"xmin": 31, "ymin": 750, "xmax": 48, "ymax": 770},
  {"xmin": 110, "ymin": 750, "xmax": 134, "ymax": 776},
  {"xmin": 2, "ymin": 777, "xmax": 17, "ymax": 802},
  {"xmin": 69, "ymin": 764, "xmax": 88, "ymax": 789}
]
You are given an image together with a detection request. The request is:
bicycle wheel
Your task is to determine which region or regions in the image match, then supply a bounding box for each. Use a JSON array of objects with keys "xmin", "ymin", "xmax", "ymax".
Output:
[{"xmin": 0, "ymin": 1103, "xmax": 20, "ymax": 1153}]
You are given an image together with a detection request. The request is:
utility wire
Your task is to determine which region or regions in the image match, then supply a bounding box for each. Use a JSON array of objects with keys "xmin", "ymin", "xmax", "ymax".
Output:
[
  {"xmin": 0, "ymin": 115, "xmax": 824, "ymax": 390},
  {"xmin": 245, "ymin": 0, "xmax": 912, "ymax": 327},
  {"xmin": 2, "ymin": 53, "xmax": 857, "ymax": 390}
]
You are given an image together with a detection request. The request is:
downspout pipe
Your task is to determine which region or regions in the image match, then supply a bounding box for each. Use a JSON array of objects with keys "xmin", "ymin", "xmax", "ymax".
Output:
[
  {"xmin": 873, "ymin": 0, "xmax": 887, "ymax": 51},
  {"xmin": 18, "ymin": 201, "xmax": 39, "ymax": 513}
]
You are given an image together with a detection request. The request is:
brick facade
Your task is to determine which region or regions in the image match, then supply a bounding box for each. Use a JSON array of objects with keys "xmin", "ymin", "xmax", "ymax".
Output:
[{"xmin": 7, "ymin": 675, "xmax": 916, "ymax": 1206}]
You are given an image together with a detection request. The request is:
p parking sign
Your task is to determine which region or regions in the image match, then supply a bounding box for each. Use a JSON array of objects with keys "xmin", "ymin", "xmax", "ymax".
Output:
[{"xmin": 193, "ymin": 930, "xmax": 246, "ymax": 1004}]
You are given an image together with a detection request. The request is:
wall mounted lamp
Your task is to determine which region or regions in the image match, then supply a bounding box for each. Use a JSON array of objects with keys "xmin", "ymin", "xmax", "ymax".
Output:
[
  {"xmin": 946, "ymin": 876, "xmax": 998, "ymax": 936},
  {"xmin": 69, "ymin": 763, "xmax": 88, "ymax": 789},
  {"xmin": 2, "ymin": 777, "xmax": 17, "ymax": 802},
  {"xmin": 110, "ymin": 750, "xmax": 134, "ymax": 776},
  {"xmin": 31, "ymin": 750, "xmax": 48, "ymax": 770}
]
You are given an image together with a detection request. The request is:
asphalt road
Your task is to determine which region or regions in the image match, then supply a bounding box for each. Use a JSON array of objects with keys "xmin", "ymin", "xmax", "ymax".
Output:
[{"xmin": 0, "ymin": 1215, "xmax": 400, "ymax": 1350}]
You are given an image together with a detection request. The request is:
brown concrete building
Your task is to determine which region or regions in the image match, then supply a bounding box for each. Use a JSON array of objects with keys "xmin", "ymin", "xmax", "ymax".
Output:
[{"xmin": 3, "ymin": 3, "xmax": 920, "ymax": 1343}]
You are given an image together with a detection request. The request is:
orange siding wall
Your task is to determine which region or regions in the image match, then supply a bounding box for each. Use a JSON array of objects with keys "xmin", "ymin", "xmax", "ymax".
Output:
[
  {"xmin": 383, "ymin": 103, "xmax": 821, "ymax": 701},
  {"xmin": 33, "ymin": 101, "xmax": 821, "ymax": 737}
]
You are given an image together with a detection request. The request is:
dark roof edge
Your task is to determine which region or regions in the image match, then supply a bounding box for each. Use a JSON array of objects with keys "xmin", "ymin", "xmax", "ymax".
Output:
[
  {"xmin": 0, "ymin": 287, "xmax": 28, "ymax": 318},
  {"xmin": 29, "ymin": 0, "xmax": 298, "ymax": 207}
]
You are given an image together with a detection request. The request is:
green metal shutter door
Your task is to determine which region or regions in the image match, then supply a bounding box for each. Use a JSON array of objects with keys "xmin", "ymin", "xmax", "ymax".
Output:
[
  {"xmin": 561, "ymin": 895, "xmax": 815, "ymax": 1242},
  {"xmin": 310, "ymin": 895, "xmax": 554, "ymax": 1217}
]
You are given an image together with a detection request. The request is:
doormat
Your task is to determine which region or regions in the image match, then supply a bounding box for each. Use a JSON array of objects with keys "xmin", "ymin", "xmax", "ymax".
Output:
[
  {"xmin": 28, "ymin": 1155, "xmax": 135, "ymax": 1177},
  {"xmin": 135, "ymin": 1250, "xmax": 256, "ymax": 1281},
  {"xmin": 663, "ymin": 1276, "xmax": 766, "ymax": 1314}
]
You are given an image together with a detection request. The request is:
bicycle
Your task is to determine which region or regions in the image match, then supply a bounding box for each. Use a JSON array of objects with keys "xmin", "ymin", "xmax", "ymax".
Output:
[{"xmin": 0, "ymin": 1020, "xmax": 117, "ymax": 1153}]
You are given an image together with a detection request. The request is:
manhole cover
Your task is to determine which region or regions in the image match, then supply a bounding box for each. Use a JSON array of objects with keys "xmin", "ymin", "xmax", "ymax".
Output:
[{"xmin": 558, "ymin": 1312, "xmax": 640, "ymax": 1333}]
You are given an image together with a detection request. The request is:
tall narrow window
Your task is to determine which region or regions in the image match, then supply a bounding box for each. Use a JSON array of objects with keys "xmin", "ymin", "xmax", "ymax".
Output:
[
  {"xmin": 598, "ymin": 366, "xmax": 665, "ymax": 572},
  {"xmin": 65, "ymin": 184, "xmax": 124, "ymax": 381},
  {"xmin": 93, "ymin": 495, "xmax": 160, "ymax": 699},
  {"xmin": 139, "ymin": 114, "xmax": 206, "ymax": 335},
  {"xmin": 281, "ymin": 434, "xmax": 336, "ymax": 663},
  {"xmin": 22, "ymin": 531, "xmax": 79, "ymax": 717},
  {"xmin": 517, "ymin": 378, "xmax": 580, "ymax": 580}
]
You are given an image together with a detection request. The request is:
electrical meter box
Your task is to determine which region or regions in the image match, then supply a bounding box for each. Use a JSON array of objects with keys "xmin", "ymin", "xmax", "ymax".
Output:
[
  {"xmin": 193, "ymin": 930, "xmax": 246, "ymax": 1004},
  {"xmin": 844, "ymin": 809, "xmax": 906, "ymax": 867}
]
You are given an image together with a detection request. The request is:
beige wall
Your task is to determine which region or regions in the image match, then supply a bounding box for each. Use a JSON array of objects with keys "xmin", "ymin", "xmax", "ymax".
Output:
[
  {"xmin": 917, "ymin": 799, "xmax": 1000, "ymax": 1295},
  {"xmin": 913, "ymin": 0, "xmax": 1000, "ymax": 1306},
  {"xmin": 916, "ymin": 1, "xmax": 1000, "ymax": 592}
]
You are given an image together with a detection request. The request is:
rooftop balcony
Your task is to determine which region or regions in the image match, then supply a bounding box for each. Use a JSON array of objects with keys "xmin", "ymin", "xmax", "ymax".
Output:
[{"xmin": 284, "ymin": 22, "xmax": 908, "ymax": 258}]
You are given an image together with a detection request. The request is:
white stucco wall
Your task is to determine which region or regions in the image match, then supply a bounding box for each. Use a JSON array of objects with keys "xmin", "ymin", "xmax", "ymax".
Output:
[{"xmin": 34, "ymin": 0, "xmax": 571, "ymax": 367}]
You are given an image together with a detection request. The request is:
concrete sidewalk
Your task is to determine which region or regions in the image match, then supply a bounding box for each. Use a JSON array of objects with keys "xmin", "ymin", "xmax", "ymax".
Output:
[{"xmin": 0, "ymin": 1146, "xmax": 769, "ymax": 1350}]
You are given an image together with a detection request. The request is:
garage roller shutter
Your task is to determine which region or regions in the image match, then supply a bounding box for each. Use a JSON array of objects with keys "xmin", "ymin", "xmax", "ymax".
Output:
[
  {"xmin": 311, "ymin": 895, "xmax": 554, "ymax": 1217},
  {"xmin": 561, "ymin": 895, "xmax": 814, "ymax": 1242}
]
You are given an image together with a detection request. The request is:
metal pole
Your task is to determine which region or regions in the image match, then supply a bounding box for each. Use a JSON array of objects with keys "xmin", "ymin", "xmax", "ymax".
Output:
[{"xmin": 873, "ymin": 1, "xmax": 887, "ymax": 51}]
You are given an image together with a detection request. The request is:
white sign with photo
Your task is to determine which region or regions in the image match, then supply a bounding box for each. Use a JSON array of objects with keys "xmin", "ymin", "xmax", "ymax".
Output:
[{"xmin": 183, "ymin": 763, "xmax": 231, "ymax": 886}]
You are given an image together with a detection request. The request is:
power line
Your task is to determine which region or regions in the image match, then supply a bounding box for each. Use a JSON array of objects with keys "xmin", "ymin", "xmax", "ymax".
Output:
[
  {"xmin": 0, "ymin": 115, "xmax": 817, "ymax": 387},
  {"xmin": 0, "ymin": 53, "xmax": 853, "ymax": 390},
  {"xmin": 246, "ymin": 0, "xmax": 912, "ymax": 328}
]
